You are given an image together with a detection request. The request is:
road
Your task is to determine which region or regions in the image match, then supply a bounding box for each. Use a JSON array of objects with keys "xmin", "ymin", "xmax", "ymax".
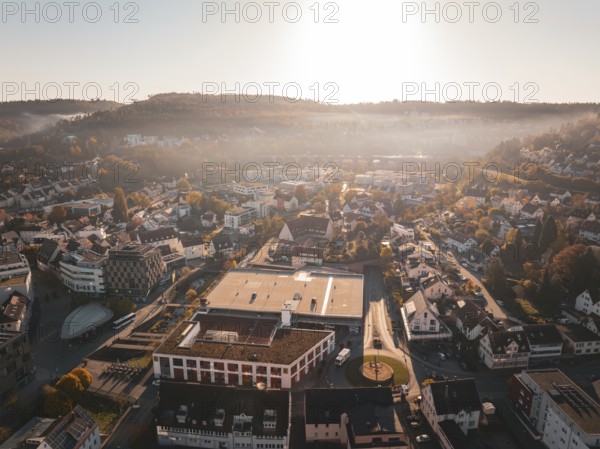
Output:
[{"xmin": 421, "ymin": 232, "xmax": 508, "ymax": 320}]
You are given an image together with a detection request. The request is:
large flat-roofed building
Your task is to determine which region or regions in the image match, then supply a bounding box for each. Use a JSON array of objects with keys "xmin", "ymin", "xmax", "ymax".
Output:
[
  {"xmin": 153, "ymin": 315, "xmax": 334, "ymax": 389},
  {"xmin": 106, "ymin": 243, "xmax": 165, "ymax": 300},
  {"xmin": 201, "ymin": 268, "xmax": 364, "ymax": 331},
  {"xmin": 508, "ymin": 369, "xmax": 600, "ymax": 449},
  {"xmin": 156, "ymin": 382, "xmax": 290, "ymax": 449}
]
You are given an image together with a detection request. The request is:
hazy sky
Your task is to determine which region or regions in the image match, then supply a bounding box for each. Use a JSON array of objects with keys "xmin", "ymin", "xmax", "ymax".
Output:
[{"xmin": 2, "ymin": 0, "xmax": 599, "ymax": 104}]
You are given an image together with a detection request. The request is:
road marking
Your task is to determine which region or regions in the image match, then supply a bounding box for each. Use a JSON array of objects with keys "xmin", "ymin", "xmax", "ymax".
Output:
[{"xmin": 320, "ymin": 276, "xmax": 334, "ymax": 316}]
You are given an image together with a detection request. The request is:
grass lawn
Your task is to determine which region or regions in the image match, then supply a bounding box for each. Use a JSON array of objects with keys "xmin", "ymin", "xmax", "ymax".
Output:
[
  {"xmin": 345, "ymin": 355, "xmax": 409, "ymax": 387},
  {"xmin": 80, "ymin": 392, "xmax": 123, "ymax": 434}
]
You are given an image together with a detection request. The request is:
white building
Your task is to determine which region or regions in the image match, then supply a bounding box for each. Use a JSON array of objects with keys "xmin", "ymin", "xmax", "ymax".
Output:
[
  {"xmin": 232, "ymin": 182, "xmax": 270, "ymax": 197},
  {"xmin": 501, "ymin": 198, "xmax": 523, "ymax": 216},
  {"xmin": 133, "ymin": 227, "xmax": 184, "ymax": 254},
  {"xmin": 400, "ymin": 291, "xmax": 451, "ymax": 342},
  {"xmin": 454, "ymin": 301, "xmax": 497, "ymax": 341},
  {"xmin": 421, "ymin": 275, "xmax": 453, "ymax": 301},
  {"xmin": 59, "ymin": 252, "xmax": 107, "ymax": 297},
  {"xmin": 21, "ymin": 405, "xmax": 101, "ymax": 449},
  {"xmin": 522, "ymin": 324, "xmax": 563, "ymax": 361},
  {"xmin": 0, "ymin": 252, "xmax": 33, "ymax": 302},
  {"xmin": 446, "ymin": 233, "xmax": 477, "ymax": 254},
  {"xmin": 224, "ymin": 207, "xmax": 257, "ymax": 229},
  {"xmin": 509, "ymin": 369, "xmax": 600, "ymax": 449},
  {"xmin": 242, "ymin": 200, "xmax": 269, "ymax": 219},
  {"xmin": 420, "ymin": 379, "xmax": 482, "ymax": 449},
  {"xmin": 153, "ymin": 316, "xmax": 335, "ymax": 389},
  {"xmin": 478, "ymin": 330, "xmax": 530, "ymax": 370}
]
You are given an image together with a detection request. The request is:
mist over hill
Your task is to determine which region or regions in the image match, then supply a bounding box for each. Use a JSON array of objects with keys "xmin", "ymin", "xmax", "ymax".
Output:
[{"xmin": 1, "ymin": 94, "xmax": 599, "ymax": 161}]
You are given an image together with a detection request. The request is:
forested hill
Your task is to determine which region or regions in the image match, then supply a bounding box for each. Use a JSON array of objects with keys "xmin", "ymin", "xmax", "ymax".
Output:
[{"xmin": 0, "ymin": 100, "xmax": 119, "ymax": 143}]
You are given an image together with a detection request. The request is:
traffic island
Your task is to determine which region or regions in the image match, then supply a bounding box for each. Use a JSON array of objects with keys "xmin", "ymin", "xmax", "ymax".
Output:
[{"xmin": 345, "ymin": 355, "xmax": 409, "ymax": 387}]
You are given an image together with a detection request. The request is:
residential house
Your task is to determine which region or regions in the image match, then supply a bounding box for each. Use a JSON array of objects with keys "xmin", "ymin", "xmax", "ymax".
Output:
[
  {"xmin": 181, "ymin": 234, "xmax": 207, "ymax": 261},
  {"xmin": 478, "ymin": 330, "xmax": 530, "ymax": 369},
  {"xmin": 272, "ymin": 192, "xmax": 298, "ymax": 211},
  {"xmin": 421, "ymin": 275, "xmax": 453, "ymax": 301},
  {"xmin": 501, "ymin": 198, "xmax": 523, "ymax": 216},
  {"xmin": 520, "ymin": 203, "xmax": 544, "ymax": 220},
  {"xmin": 420, "ymin": 379, "xmax": 482, "ymax": 449},
  {"xmin": 522, "ymin": 324, "xmax": 563, "ymax": 361},
  {"xmin": 0, "ymin": 292, "xmax": 31, "ymax": 332},
  {"xmin": 446, "ymin": 233, "xmax": 477, "ymax": 253},
  {"xmin": 278, "ymin": 216, "xmax": 333, "ymax": 243},
  {"xmin": 200, "ymin": 210, "xmax": 218, "ymax": 227},
  {"xmin": 156, "ymin": 382, "xmax": 290, "ymax": 449},
  {"xmin": 305, "ymin": 387, "xmax": 407, "ymax": 449},
  {"xmin": 579, "ymin": 220, "xmax": 600, "ymax": 244},
  {"xmin": 454, "ymin": 301, "xmax": 497, "ymax": 341},
  {"xmin": 557, "ymin": 324, "xmax": 600, "ymax": 356},
  {"xmin": 400, "ymin": 291, "xmax": 451, "ymax": 342}
]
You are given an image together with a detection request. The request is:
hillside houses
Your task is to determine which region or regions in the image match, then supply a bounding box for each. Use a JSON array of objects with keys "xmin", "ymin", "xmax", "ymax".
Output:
[{"xmin": 579, "ymin": 220, "xmax": 600, "ymax": 244}]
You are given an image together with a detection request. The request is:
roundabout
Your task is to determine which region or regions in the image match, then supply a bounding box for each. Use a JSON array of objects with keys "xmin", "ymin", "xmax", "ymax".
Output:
[
  {"xmin": 359, "ymin": 357, "xmax": 394, "ymax": 384},
  {"xmin": 344, "ymin": 354, "xmax": 409, "ymax": 387}
]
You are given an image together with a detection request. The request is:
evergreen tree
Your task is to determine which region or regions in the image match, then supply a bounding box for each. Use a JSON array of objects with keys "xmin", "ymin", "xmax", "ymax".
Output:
[
  {"xmin": 113, "ymin": 187, "xmax": 129, "ymax": 223},
  {"xmin": 538, "ymin": 216, "xmax": 557, "ymax": 251}
]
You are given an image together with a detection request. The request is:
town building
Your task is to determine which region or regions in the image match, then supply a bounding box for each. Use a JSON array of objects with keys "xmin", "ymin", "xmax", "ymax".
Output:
[
  {"xmin": 0, "ymin": 252, "xmax": 33, "ymax": 302},
  {"xmin": 106, "ymin": 243, "xmax": 165, "ymax": 300},
  {"xmin": 305, "ymin": 387, "xmax": 407, "ymax": 449},
  {"xmin": 454, "ymin": 300, "xmax": 497, "ymax": 341},
  {"xmin": 0, "ymin": 331, "xmax": 34, "ymax": 404},
  {"xmin": 508, "ymin": 369, "xmax": 600, "ymax": 449},
  {"xmin": 156, "ymin": 382, "xmax": 290, "ymax": 449},
  {"xmin": 478, "ymin": 330, "xmax": 530, "ymax": 370},
  {"xmin": 420, "ymin": 378, "xmax": 482, "ymax": 449},
  {"xmin": 556, "ymin": 324, "xmax": 600, "ymax": 356},
  {"xmin": 224, "ymin": 207, "xmax": 258, "ymax": 230},
  {"xmin": 522, "ymin": 324, "xmax": 564, "ymax": 361},
  {"xmin": 400, "ymin": 291, "xmax": 452, "ymax": 342},
  {"xmin": 153, "ymin": 315, "xmax": 334, "ymax": 389},
  {"xmin": 132, "ymin": 227, "xmax": 183, "ymax": 254},
  {"xmin": 278, "ymin": 216, "xmax": 333, "ymax": 243},
  {"xmin": 201, "ymin": 268, "xmax": 364, "ymax": 331},
  {"xmin": 0, "ymin": 292, "xmax": 31, "ymax": 332},
  {"xmin": 59, "ymin": 251, "xmax": 107, "ymax": 297}
]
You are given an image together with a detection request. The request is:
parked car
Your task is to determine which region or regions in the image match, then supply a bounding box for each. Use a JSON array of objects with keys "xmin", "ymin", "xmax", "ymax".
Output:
[
  {"xmin": 475, "ymin": 291, "xmax": 484, "ymax": 297},
  {"xmin": 438, "ymin": 352, "xmax": 446, "ymax": 360},
  {"xmin": 152, "ymin": 379, "xmax": 161, "ymax": 386},
  {"xmin": 416, "ymin": 435, "xmax": 431, "ymax": 443},
  {"xmin": 497, "ymin": 300, "xmax": 504, "ymax": 306},
  {"xmin": 410, "ymin": 421, "xmax": 421, "ymax": 428}
]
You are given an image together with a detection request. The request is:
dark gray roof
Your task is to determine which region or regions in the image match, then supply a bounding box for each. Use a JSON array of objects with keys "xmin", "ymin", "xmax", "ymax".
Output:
[
  {"xmin": 428, "ymin": 378, "xmax": 482, "ymax": 416},
  {"xmin": 523, "ymin": 324, "xmax": 563, "ymax": 345},
  {"xmin": 157, "ymin": 382, "xmax": 289, "ymax": 437}
]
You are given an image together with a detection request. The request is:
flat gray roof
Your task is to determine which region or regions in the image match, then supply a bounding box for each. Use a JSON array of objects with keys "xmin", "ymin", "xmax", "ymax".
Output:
[
  {"xmin": 205, "ymin": 268, "xmax": 364, "ymax": 320},
  {"xmin": 61, "ymin": 302, "xmax": 114, "ymax": 339}
]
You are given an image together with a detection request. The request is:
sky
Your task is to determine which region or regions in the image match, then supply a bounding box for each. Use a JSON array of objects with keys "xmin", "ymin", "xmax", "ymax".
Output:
[{"xmin": 1, "ymin": 0, "xmax": 599, "ymax": 104}]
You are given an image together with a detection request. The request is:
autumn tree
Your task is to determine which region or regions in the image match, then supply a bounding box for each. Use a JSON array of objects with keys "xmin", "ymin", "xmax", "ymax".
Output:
[
  {"xmin": 71, "ymin": 367, "xmax": 93, "ymax": 390},
  {"xmin": 47, "ymin": 205, "xmax": 67, "ymax": 224},
  {"xmin": 177, "ymin": 178, "xmax": 191, "ymax": 190},
  {"xmin": 112, "ymin": 187, "xmax": 128, "ymax": 223},
  {"xmin": 41, "ymin": 385, "xmax": 72, "ymax": 418},
  {"xmin": 294, "ymin": 185, "xmax": 307, "ymax": 204},
  {"xmin": 56, "ymin": 373, "xmax": 84, "ymax": 401}
]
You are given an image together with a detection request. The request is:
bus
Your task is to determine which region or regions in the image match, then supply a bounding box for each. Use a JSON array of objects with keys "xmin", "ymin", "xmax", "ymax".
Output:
[
  {"xmin": 113, "ymin": 312, "xmax": 136, "ymax": 330},
  {"xmin": 335, "ymin": 348, "xmax": 351, "ymax": 366}
]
